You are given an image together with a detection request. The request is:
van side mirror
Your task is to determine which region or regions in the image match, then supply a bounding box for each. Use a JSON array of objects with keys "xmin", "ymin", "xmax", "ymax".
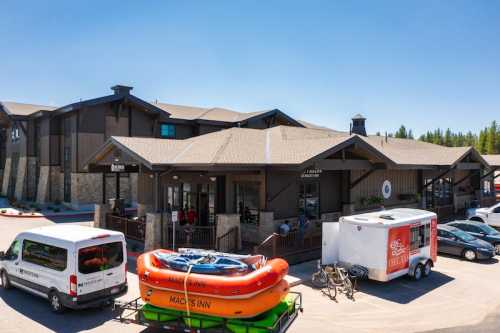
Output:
[{"xmin": 0, "ymin": 251, "xmax": 5, "ymax": 260}]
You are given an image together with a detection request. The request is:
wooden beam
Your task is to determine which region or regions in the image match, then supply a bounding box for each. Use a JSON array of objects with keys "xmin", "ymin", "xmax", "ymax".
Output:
[
  {"xmin": 349, "ymin": 168, "xmax": 376, "ymax": 190},
  {"xmin": 424, "ymin": 167, "xmax": 454, "ymax": 187},
  {"xmin": 456, "ymin": 162, "xmax": 481, "ymax": 170},
  {"xmin": 454, "ymin": 170, "xmax": 478, "ymax": 186},
  {"xmin": 481, "ymin": 168, "xmax": 499, "ymax": 180},
  {"xmin": 315, "ymin": 159, "xmax": 373, "ymax": 170}
]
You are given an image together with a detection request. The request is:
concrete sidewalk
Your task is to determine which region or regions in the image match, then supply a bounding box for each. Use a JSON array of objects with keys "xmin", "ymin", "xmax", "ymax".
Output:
[{"xmin": 285, "ymin": 259, "xmax": 317, "ymax": 287}]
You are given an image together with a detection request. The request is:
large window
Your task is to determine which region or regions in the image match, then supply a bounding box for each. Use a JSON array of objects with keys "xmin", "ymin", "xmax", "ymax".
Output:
[
  {"xmin": 160, "ymin": 124, "xmax": 176, "ymax": 139},
  {"xmin": 298, "ymin": 181, "xmax": 319, "ymax": 220},
  {"xmin": 78, "ymin": 242, "xmax": 123, "ymax": 274},
  {"xmin": 483, "ymin": 180, "xmax": 493, "ymax": 197},
  {"xmin": 424, "ymin": 177, "xmax": 453, "ymax": 208},
  {"xmin": 410, "ymin": 224, "xmax": 430, "ymax": 251},
  {"xmin": 22, "ymin": 239, "xmax": 67, "ymax": 271},
  {"xmin": 235, "ymin": 182, "xmax": 260, "ymax": 224}
]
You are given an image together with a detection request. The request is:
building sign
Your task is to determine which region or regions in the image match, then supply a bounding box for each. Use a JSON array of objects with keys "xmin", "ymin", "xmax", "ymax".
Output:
[
  {"xmin": 301, "ymin": 169, "xmax": 322, "ymax": 178},
  {"xmin": 387, "ymin": 225, "xmax": 410, "ymax": 274},
  {"xmin": 382, "ymin": 180, "xmax": 392, "ymax": 199},
  {"xmin": 172, "ymin": 211, "xmax": 178, "ymax": 223},
  {"xmin": 111, "ymin": 164, "xmax": 125, "ymax": 172}
]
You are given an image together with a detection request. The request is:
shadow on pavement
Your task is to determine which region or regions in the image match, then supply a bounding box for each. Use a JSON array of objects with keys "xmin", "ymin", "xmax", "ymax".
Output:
[
  {"xmin": 356, "ymin": 271, "xmax": 454, "ymax": 304},
  {"xmin": 0, "ymin": 287, "xmax": 117, "ymax": 333},
  {"xmin": 437, "ymin": 253, "xmax": 499, "ymax": 265}
]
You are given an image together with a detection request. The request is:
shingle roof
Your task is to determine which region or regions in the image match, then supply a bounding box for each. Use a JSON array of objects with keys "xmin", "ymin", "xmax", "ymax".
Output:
[
  {"xmin": 361, "ymin": 135, "xmax": 473, "ymax": 166},
  {"xmin": 92, "ymin": 126, "xmax": 487, "ymax": 169},
  {"xmin": 0, "ymin": 101, "xmax": 58, "ymax": 116},
  {"xmin": 154, "ymin": 102, "xmax": 270, "ymax": 123},
  {"xmin": 482, "ymin": 155, "xmax": 500, "ymax": 167},
  {"xmin": 107, "ymin": 126, "xmax": 352, "ymax": 167}
]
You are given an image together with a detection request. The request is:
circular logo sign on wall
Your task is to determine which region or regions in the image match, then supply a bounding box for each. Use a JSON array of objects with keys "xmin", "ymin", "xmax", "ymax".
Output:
[{"xmin": 382, "ymin": 180, "xmax": 392, "ymax": 199}]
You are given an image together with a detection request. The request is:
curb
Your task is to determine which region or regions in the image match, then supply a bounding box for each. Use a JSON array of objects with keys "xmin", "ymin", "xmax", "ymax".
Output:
[{"xmin": 0, "ymin": 211, "xmax": 94, "ymax": 219}]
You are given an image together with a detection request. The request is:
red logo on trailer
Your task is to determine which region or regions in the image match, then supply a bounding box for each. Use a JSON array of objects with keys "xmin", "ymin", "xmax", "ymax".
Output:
[
  {"xmin": 431, "ymin": 218, "xmax": 438, "ymax": 263},
  {"xmin": 387, "ymin": 225, "xmax": 410, "ymax": 274}
]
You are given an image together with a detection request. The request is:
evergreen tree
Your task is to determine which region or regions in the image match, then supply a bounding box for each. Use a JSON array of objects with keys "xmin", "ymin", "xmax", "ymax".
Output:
[
  {"xmin": 444, "ymin": 128, "xmax": 453, "ymax": 147},
  {"xmin": 477, "ymin": 127, "xmax": 488, "ymax": 154},
  {"xmin": 395, "ymin": 125, "xmax": 408, "ymax": 139},
  {"xmin": 486, "ymin": 121, "xmax": 498, "ymax": 154}
]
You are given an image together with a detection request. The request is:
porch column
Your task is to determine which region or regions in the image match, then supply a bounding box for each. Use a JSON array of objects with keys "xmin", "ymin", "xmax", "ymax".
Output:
[
  {"xmin": 115, "ymin": 172, "xmax": 120, "ymax": 199},
  {"xmin": 102, "ymin": 172, "xmax": 106, "ymax": 204},
  {"xmin": 94, "ymin": 203, "xmax": 110, "ymax": 229},
  {"xmin": 144, "ymin": 212, "xmax": 162, "ymax": 251}
]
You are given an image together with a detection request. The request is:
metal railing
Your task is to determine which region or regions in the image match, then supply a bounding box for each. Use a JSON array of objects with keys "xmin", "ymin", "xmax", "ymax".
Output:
[
  {"xmin": 254, "ymin": 230, "xmax": 322, "ymax": 261},
  {"xmin": 216, "ymin": 226, "xmax": 239, "ymax": 252},
  {"xmin": 105, "ymin": 214, "xmax": 146, "ymax": 241},
  {"xmin": 166, "ymin": 224, "xmax": 216, "ymax": 250}
]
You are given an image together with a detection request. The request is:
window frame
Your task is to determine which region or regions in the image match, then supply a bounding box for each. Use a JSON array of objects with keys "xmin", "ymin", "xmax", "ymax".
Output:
[
  {"xmin": 78, "ymin": 241, "xmax": 124, "ymax": 275},
  {"xmin": 160, "ymin": 123, "xmax": 176, "ymax": 139},
  {"xmin": 21, "ymin": 239, "xmax": 68, "ymax": 272},
  {"xmin": 410, "ymin": 223, "xmax": 431, "ymax": 251},
  {"xmin": 298, "ymin": 180, "xmax": 320, "ymax": 220}
]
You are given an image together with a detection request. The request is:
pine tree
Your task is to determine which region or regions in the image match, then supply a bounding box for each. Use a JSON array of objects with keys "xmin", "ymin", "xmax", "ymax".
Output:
[
  {"xmin": 444, "ymin": 128, "xmax": 453, "ymax": 147},
  {"xmin": 395, "ymin": 125, "xmax": 407, "ymax": 139},
  {"xmin": 408, "ymin": 129, "xmax": 414, "ymax": 139},
  {"xmin": 477, "ymin": 128, "xmax": 488, "ymax": 154},
  {"xmin": 486, "ymin": 121, "xmax": 498, "ymax": 154}
]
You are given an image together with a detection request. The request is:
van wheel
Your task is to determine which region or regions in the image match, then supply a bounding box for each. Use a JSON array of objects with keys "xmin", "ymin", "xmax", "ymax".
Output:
[
  {"xmin": 49, "ymin": 291, "xmax": 65, "ymax": 314},
  {"xmin": 413, "ymin": 264, "xmax": 423, "ymax": 281},
  {"xmin": 1, "ymin": 270, "xmax": 11, "ymax": 289},
  {"xmin": 463, "ymin": 249, "xmax": 477, "ymax": 261},
  {"xmin": 423, "ymin": 261, "xmax": 432, "ymax": 277}
]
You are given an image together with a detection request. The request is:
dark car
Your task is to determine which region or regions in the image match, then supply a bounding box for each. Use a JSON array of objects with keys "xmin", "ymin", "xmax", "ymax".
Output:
[
  {"xmin": 447, "ymin": 220, "xmax": 500, "ymax": 255},
  {"xmin": 437, "ymin": 225, "xmax": 495, "ymax": 261}
]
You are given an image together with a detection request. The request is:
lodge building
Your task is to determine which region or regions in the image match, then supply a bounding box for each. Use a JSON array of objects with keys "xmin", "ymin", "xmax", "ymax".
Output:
[{"xmin": 0, "ymin": 85, "xmax": 498, "ymax": 255}]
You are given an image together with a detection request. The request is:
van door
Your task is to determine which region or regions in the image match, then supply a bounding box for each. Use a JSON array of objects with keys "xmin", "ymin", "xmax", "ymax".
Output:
[
  {"xmin": 77, "ymin": 241, "xmax": 125, "ymax": 294},
  {"xmin": 1, "ymin": 239, "xmax": 21, "ymax": 282},
  {"xmin": 77, "ymin": 245, "xmax": 105, "ymax": 295}
]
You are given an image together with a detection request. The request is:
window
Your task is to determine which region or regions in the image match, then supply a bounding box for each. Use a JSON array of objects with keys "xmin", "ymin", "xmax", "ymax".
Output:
[
  {"xmin": 10, "ymin": 125, "xmax": 20, "ymax": 143},
  {"xmin": 78, "ymin": 242, "xmax": 123, "ymax": 274},
  {"xmin": 22, "ymin": 239, "xmax": 67, "ymax": 271},
  {"xmin": 5, "ymin": 240, "xmax": 20, "ymax": 260},
  {"xmin": 410, "ymin": 224, "xmax": 430, "ymax": 251},
  {"xmin": 425, "ymin": 177, "xmax": 453, "ymax": 208},
  {"xmin": 483, "ymin": 180, "xmax": 493, "ymax": 196},
  {"xmin": 235, "ymin": 182, "xmax": 260, "ymax": 224},
  {"xmin": 298, "ymin": 181, "xmax": 319, "ymax": 220},
  {"xmin": 160, "ymin": 124, "xmax": 176, "ymax": 139}
]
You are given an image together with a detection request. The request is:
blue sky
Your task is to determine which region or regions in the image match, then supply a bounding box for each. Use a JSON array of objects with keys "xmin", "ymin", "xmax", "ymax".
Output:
[{"xmin": 0, "ymin": 1, "xmax": 499, "ymax": 136}]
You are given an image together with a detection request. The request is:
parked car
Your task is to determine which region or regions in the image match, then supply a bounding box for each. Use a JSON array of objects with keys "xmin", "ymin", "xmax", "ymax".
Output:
[
  {"xmin": 0, "ymin": 225, "xmax": 128, "ymax": 313},
  {"xmin": 469, "ymin": 203, "xmax": 500, "ymax": 227},
  {"xmin": 447, "ymin": 220, "xmax": 500, "ymax": 255},
  {"xmin": 437, "ymin": 225, "xmax": 495, "ymax": 261}
]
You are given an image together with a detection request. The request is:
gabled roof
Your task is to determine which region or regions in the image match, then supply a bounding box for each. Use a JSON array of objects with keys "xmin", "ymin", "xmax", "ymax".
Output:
[
  {"xmin": 87, "ymin": 126, "xmax": 490, "ymax": 171},
  {"xmin": 154, "ymin": 102, "xmax": 303, "ymax": 126},
  {"xmin": 0, "ymin": 101, "xmax": 58, "ymax": 116},
  {"xmin": 482, "ymin": 155, "xmax": 500, "ymax": 168}
]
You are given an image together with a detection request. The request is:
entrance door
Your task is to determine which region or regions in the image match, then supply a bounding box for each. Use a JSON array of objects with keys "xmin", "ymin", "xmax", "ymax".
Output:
[
  {"xmin": 198, "ymin": 193, "xmax": 209, "ymax": 226},
  {"xmin": 63, "ymin": 147, "xmax": 71, "ymax": 202}
]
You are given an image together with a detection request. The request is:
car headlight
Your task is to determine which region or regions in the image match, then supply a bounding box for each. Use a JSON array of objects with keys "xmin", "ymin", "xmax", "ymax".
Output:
[{"xmin": 478, "ymin": 248, "xmax": 493, "ymax": 252}]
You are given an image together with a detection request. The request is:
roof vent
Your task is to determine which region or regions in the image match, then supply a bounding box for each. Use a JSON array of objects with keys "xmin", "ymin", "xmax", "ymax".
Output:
[
  {"xmin": 351, "ymin": 114, "xmax": 367, "ymax": 136},
  {"xmin": 111, "ymin": 85, "xmax": 133, "ymax": 95}
]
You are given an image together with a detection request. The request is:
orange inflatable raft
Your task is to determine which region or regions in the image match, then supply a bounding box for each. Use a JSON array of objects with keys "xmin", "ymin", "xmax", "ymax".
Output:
[
  {"xmin": 137, "ymin": 249, "xmax": 289, "ymax": 298},
  {"xmin": 139, "ymin": 278, "xmax": 289, "ymax": 318}
]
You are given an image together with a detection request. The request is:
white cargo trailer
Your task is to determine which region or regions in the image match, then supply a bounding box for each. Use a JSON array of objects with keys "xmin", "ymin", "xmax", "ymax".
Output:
[{"xmin": 322, "ymin": 208, "xmax": 438, "ymax": 282}]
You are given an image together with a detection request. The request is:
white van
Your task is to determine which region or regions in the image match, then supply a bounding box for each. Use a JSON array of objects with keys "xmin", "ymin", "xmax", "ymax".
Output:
[{"xmin": 0, "ymin": 225, "xmax": 128, "ymax": 313}]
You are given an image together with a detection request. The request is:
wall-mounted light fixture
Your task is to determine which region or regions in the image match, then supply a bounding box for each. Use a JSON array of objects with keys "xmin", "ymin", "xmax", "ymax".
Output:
[
  {"xmin": 172, "ymin": 175, "xmax": 179, "ymax": 180},
  {"xmin": 209, "ymin": 177, "xmax": 217, "ymax": 182}
]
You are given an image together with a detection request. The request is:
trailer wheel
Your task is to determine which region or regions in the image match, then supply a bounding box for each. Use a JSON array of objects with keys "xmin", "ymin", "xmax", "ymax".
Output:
[
  {"xmin": 423, "ymin": 261, "xmax": 432, "ymax": 277},
  {"xmin": 413, "ymin": 264, "xmax": 423, "ymax": 281}
]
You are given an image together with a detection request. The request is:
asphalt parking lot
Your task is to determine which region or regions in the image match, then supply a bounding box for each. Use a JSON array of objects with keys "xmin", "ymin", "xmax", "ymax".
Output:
[{"xmin": 1, "ymin": 216, "xmax": 500, "ymax": 333}]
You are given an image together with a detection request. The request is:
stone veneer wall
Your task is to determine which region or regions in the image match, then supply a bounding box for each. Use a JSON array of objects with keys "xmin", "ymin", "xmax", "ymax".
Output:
[
  {"xmin": 25, "ymin": 157, "xmax": 37, "ymax": 201},
  {"xmin": 14, "ymin": 156, "xmax": 27, "ymax": 200},
  {"xmin": 70, "ymin": 173, "xmax": 103, "ymax": 209},
  {"xmin": 36, "ymin": 165, "xmax": 50, "ymax": 203},
  {"xmin": 36, "ymin": 166, "xmax": 62, "ymax": 203},
  {"xmin": 1, "ymin": 157, "xmax": 11, "ymax": 196}
]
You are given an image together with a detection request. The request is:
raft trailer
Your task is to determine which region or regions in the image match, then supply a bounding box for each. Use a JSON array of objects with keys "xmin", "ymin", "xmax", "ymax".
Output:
[{"xmin": 113, "ymin": 291, "xmax": 303, "ymax": 333}]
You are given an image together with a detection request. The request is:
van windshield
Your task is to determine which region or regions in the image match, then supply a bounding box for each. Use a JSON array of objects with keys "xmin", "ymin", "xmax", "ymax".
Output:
[{"xmin": 78, "ymin": 242, "xmax": 123, "ymax": 274}]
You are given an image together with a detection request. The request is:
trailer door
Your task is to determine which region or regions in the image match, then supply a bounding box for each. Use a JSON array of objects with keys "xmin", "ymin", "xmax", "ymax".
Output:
[{"xmin": 322, "ymin": 222, "xmax": 339, "ymax": 265}]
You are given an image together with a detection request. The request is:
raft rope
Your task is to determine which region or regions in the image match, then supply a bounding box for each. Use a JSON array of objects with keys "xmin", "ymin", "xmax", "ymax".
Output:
[{"xmin": 183, "ymin": 264, "xmax": 193, "ymax": 328}]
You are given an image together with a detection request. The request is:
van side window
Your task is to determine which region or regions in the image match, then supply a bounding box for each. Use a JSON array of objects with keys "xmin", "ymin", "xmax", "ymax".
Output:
[
  {"xmin": 410, "ymin": 224, "xmax": 430, "ymax": 251},
  {"xmin": 78, "ymin": 242, "xmax": 123, "ymax": 274},
  {"xmin": 5, "ymin": 240, "xmax": 20, "ymax": 260},
  {"xmin": 22, "ymin": 239, "xmax": 67, "ymax": 271}
]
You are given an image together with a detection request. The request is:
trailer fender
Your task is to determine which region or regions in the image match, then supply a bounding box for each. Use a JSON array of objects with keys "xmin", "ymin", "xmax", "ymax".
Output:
[{"xmin": 408, "ymin": 257, "xmax": 432, "ymax": 277}]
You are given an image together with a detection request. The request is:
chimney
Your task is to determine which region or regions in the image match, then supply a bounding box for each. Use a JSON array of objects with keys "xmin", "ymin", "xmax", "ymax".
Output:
[
  {"xmin": 111, "ymin": 85, "xmax": 133, "ymax": 95},
  {"xmin": 351, "ymin": 114, "xmax": 367, "ymax": 136}
]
